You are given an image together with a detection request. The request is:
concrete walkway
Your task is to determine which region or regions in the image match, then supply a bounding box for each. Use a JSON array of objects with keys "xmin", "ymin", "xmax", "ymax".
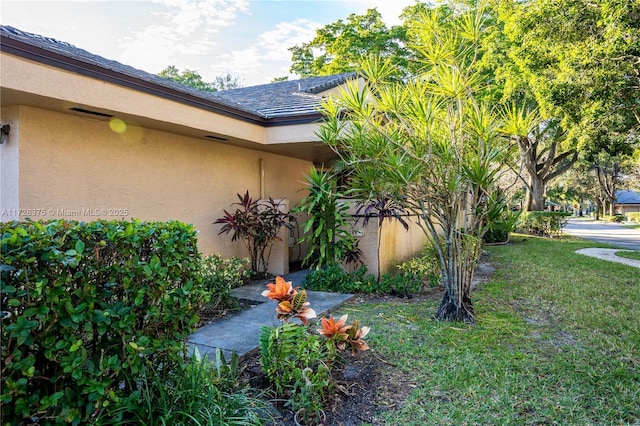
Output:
[
  {"xmin": 187, "ymin": 269, "xmax": 354, "ymax": 361},
  {"xmin": 575, "ymin": 248, "xmax": 640, "ymax": 269}
]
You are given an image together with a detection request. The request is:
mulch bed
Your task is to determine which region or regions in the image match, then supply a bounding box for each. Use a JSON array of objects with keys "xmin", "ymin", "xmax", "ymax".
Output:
[{"xmin": 239, "ymin": 290, "xmax": 444, "ymax": 426}]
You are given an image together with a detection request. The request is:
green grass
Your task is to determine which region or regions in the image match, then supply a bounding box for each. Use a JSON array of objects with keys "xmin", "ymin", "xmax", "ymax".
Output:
[
  {"xmin": 616, "ymin": 250, "xmax": 640, "ymax": 261},
  {"xmin": 338, "ymin": 234, "xmax": 639, "ymax": 425},
  {"xmin": 623, "ymin": 224, "xmax": 640, "ymax": 230}
]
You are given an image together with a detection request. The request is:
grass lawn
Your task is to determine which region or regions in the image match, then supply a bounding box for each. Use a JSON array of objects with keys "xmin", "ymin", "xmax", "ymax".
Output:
[
  {"xmin": 336, "ymin": 234, "xmax": 639, "ymax": 425},
  {"xmin": 624, "ymin": 224, "xmax": 640, "ymax": 230},
  {"xmin": 616, "ymin": 250, "xmax": 640, "ymax": 261}
]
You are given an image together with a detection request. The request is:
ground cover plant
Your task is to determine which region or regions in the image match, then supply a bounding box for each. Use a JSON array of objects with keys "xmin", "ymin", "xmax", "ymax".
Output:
[
  {"xmin": 329, "ymin": 234, "xmax": 639, "ymax": 425},
  {"xmin": 97, "ymin": 351, "xmax": 268, "ymax": 425},
  {"xmin": 303, "ymin": 247, "xmax": 439, "ymax": 297}
]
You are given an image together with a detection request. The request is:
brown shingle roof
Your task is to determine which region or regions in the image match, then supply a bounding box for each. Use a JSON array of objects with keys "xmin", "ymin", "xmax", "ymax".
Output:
[{"xmin": 0, "ymin": 25, "xmax": 356, "ymax": 124}]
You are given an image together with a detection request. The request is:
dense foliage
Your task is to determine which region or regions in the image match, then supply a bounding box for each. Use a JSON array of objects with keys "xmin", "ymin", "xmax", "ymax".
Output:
[
  {"xmin": 293, "ymin": 167, "xmax": 361, "ymax": 269},
  {"xmin": 303, "ymin": 249, "xmax": 439, "ymax": 296},
  {"xmin": 0, "ymin": 220, "xmax": 202, "ymax": 424},
  {"xmin": 158, "ymin": 65, "xmax": 242, "ymax": 91},
  {"xmin": 289, "ymin": 8, "xmax": 409, "ymax": 79},
  {"xmin": 290, "ymin": 0, "xmax": 640, "ymax": 213},
  {"xmin": 317, "ymin": 6, "xmax": 513, "ymax": 322},
  {"xmin": 198, "ymin": 254, "xmax": 251, "ymax": 321},
  {"xmin": 518, "ymin": 211, "xmax": 571, "ymax": 237}
]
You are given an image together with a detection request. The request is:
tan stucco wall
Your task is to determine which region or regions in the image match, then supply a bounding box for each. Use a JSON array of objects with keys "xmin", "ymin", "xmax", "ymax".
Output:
[
  {"xmin": 0, "ymin": 106, "xmax": 20, "ymax": 220},
  {"xmin": 15, "ymin": 106, "xmax": 312, "ymax": 272},
  {"xmin": 351, "ymin": 215, "xmax": 427, "ymax": 279}
]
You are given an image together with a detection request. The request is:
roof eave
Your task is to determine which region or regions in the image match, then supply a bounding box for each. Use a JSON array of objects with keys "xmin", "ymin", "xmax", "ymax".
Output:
[{"xmin": 1, "ymin": 34, "xmax": 322, "ymax": 127}]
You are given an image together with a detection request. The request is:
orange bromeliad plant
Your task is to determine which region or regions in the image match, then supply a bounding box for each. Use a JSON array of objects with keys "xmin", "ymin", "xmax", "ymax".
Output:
[
  {"xmin": 262, "ymin": 276, "xmax": 370, "ymax": 355},
  {"xmin": 261, "ymin": 276, "xmax": 297, "ymax": 302},
  {"xmin": 345, "ymin": 319, "xmax": 370, "ymax": 355},
  {"xmin": 318, "ymin": 314, "xmax": 370, "ymax": 354},
  {"xmin": 260, "ymin": 276, "xmax": 370, "ymax": 422},
  {"xmin": 261, "ymin": 276, "xmax": 317, "ymax": 324},
  {"xmin": 275, "ymin": 290, "xmax": 316, "ymax": 325}
]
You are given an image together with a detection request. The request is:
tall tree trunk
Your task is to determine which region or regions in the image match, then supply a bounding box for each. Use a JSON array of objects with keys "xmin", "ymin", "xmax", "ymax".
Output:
[
  {"xmin": 517, "ymin": 125, "xmax": 577, "ymax": 212},
  {"xmin": 526, "ymin": 175, "xmax": 546, "ymax": 211},
  {"xmin": 609, "ymin": 198, "xmax": 615, "ymax": 216},
  {"xmin": 595, "ymin": 158, "xmax": 620, "ymax": 218}
]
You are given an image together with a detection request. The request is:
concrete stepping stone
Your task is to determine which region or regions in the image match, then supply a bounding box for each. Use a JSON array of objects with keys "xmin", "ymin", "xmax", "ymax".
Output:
[{"xmin": 186, "ymin": 271, "xmax": 354, "ymax": 361}]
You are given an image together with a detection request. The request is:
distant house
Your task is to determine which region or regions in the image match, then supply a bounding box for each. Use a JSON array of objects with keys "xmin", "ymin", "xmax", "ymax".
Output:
[
  {"xmin": 0, "ymin": 25, "xmax": 426, "ymax": 277},
  {"xmin": 614, "ymin": 190, "xmax": 640, "ymax": 216}
]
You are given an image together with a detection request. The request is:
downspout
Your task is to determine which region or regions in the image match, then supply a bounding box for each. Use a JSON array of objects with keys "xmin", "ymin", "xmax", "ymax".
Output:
[{"xmin": 259, "ymin": 158, "xmax": 265, "ymax": 199}]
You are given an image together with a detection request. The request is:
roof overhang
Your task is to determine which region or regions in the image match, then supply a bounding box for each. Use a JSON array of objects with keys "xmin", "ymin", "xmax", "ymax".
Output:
[
  {"xmin": 1, "ymin": 33, "xmax": 338, "ymax": 164},
  {"xmin": 0, "ymin": 34, "xmax": 328, "ymax": 127}
]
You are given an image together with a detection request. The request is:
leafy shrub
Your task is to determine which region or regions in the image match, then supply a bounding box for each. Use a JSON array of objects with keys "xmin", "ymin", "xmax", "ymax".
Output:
[
  {"xmin": 303, "ymin": 265, "xmax": 377, "ymax": 294},
  {"xmin": 518, "ymin": 211, "xmax": 571, "ymax": 237},
  {"xmin": 484, "ymin": 209, "xmax": 521, "ymax": 243},
  {"xmin": 98, "ymin": 349, "xmax": 268, "ymax": 425},
  {"xmin": 603, "ymin": 214, "xmax": 625, "ymax": 223},
  {"xmin": 293, "ymin": 167, "xmax": 362, "ymax": 269},
  {"xmin": 627, "ymin": 212, "xmax": 640, "ymax": 222},
  {"xmin": 482, "ymin": 189, "xmax": 521, "ymax": 244},
  {"xmin": 304, "ymin": 249, "xmax": 441, "ymax": 296},
  {"xmin": 259, "ymin": 323, "xmax": 332, "ymax": 411},
  {"xmin": 198, "ymin": 254, "xmax": 251, "ymax": 319},
  {"xmin": 1, "ymin": 219, "xmax": 202, "ymax": 424},
  {"xmin": 396, "ymin": 249, "xmax": 441, "ymax": 289},
  {"xmin": 202, "ymin": 254, "xmax": 251, "ymax": 290}
]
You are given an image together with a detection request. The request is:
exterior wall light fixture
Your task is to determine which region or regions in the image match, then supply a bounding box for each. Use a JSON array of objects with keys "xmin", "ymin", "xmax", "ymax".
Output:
[{"xmin": 0, "ymin": 124, "xmax": 10, "ymax": 144}]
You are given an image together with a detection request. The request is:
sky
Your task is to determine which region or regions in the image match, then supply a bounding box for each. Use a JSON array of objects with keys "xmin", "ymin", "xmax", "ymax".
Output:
[{"xmin": 0, "ymin": 0, "xmax": 417, "ymax": 87}]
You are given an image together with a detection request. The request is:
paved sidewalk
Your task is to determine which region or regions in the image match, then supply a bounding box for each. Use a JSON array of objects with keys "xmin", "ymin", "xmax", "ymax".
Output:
[
  {"xmin": 575, "ymin": 248, "xmax": 640, "ymax": 269},
  {"xmin": 187, "ymin": 270, "xmax": 354, "ymax": 361}
]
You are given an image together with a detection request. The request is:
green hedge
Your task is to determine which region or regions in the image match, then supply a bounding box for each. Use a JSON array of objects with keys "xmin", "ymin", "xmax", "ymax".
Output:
[
  {"xmin": 603, "ymin": 214, "xmax": 625, "ymax": 223},
  {"xmin": 518, "ymin": 211, "xmax": 571, "ymax": 237},
  {"xmin": 627, "ymin": 212, "xmax": 640, "ymax": 222},
  {"xmin": 0, "ymin": 220, "xmax": 202, "ymax": 424}
]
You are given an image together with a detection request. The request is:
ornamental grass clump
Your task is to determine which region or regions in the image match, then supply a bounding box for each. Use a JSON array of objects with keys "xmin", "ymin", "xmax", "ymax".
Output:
[{"xmin": 259, "ymin": 276, "xmax": 369, "ymax": 425}]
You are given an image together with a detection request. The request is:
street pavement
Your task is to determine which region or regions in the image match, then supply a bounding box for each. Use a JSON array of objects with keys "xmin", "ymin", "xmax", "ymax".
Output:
[{"xmin": 564, "ymin": 218, "xmax": 640, "ymax": 251}]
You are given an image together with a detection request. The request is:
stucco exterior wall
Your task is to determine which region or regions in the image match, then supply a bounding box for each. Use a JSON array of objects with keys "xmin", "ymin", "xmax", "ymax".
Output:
[
  {"xmin": 345, "ymin": 205, "xmax": 427, "ymax": 279},
  {"xmin": 0, "ymin": 106, "xmax": 20, "ymax": 221},
  {"xmin": 15, "ymin": 106, "xmax": 312, "ymax": 272},
  {"xmin": 355, "ymin": 217, "xmax": 427, "ymax": 279}
]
